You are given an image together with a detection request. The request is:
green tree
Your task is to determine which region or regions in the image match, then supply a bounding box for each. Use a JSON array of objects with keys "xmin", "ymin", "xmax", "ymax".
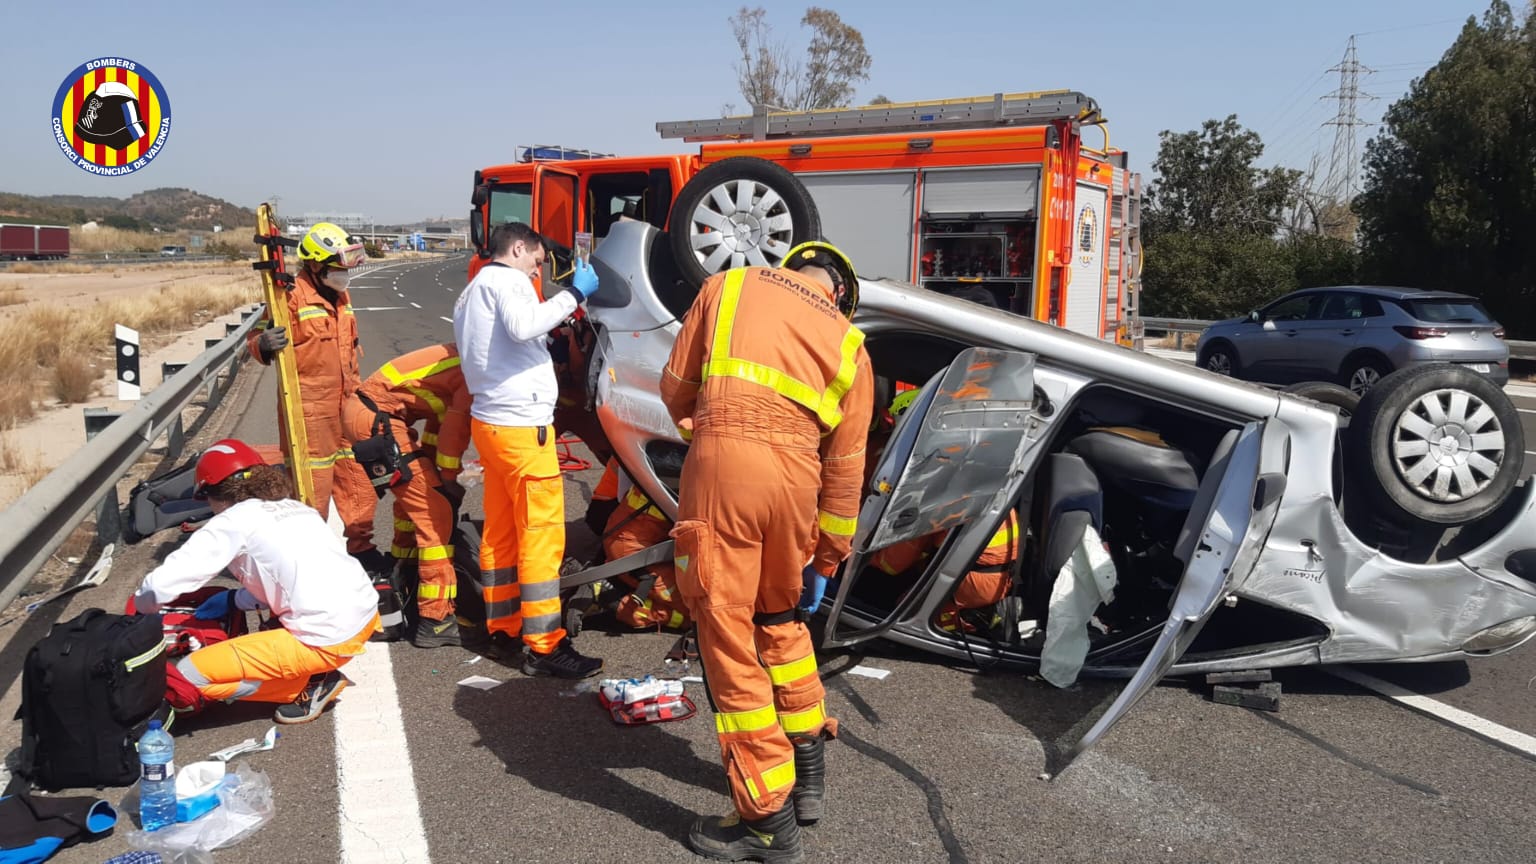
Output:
[
  {"xmin": 1354, "ymin": 0, "xmax": 1536, "ymax": 336},
  {"xmin": 729, "ymin": 6, "xmax": 873, "ymax": 110},
  {"xmin": 1144, "ymin": 115, "xmax": 1301, "ymax": 239}
]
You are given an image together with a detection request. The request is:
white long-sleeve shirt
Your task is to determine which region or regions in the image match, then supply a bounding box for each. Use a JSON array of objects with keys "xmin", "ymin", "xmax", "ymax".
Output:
[
  {"xmin": 452, "ymin": 262, "xmax": 579, "ymax": 426},
  {"xmin": 131, "ymin": 498, "xmax": 379, "ymax": 648}
]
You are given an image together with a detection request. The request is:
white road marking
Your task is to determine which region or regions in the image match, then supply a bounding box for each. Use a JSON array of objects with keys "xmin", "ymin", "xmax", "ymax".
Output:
[
  {"xmin": 1518, "ymin": 408, "xmax": 1536, "ymax": 416},
  {"xmin": 1328, "ymin": 667, "xmax": 1536, "ymax": 758},
  {"xmin": 439, "ymin": 316, "xmax": 452, "ymax": 323},
  {"xmin": 334, "ymin": 645, "xmax": 431, "ymax": 864},
  {"xmin": 352, "ymin": 306, "xmax": 407, "ymax": 312},
  {"xmin": 410, "ymin": 302, "xmax": 422, "ymax": 309}
]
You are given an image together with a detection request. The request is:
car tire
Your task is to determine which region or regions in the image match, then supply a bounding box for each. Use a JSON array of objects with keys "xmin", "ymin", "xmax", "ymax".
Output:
[
  {"xmin": 1340, "ymin": 354, "xmax": 1392, "ymax": 396},
  {"xmin": 668, "ymin": 157, "xmax": 821, "ymax": 289},
  {"xmin": 1281, "ymin": 381, "xmax": 1360, "ymax": 419},
  {"xmin": 1345, "ymin": 363, "xmax": 1525, "ymax": 526},
  {"xmin": 1199, "ymin": 342, "xmax": 1239, "ymax": 377}
]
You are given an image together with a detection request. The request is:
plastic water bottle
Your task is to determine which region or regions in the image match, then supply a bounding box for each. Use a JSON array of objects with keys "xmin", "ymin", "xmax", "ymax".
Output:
[
  {"xmin": 138, "ymin": 719, "xmax": 177, "ymax": 832},
  {"xmin": 457, "ymin": 459, "xmax": 484, "ymax": 489}
]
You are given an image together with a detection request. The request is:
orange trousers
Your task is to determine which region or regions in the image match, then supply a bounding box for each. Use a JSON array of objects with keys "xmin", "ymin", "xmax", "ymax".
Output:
[
  {"xmin": 472, "ymin": 420, "xmax": 566, "ymax": 653},
  {"xmin": 605, "ymin": 501, "xmax": 690, "ymax": 631},
  {"xmin": 280, "ymin": 399, "xmax": 376, "ymax": 555},
  {"xmin": 342, "ymin": 400, "xmax": 457, "ymax": 620},
  {"xmin": 672, "ymin": 434, "xmax": 835, "ymax": 821},
  {"xmin": 177, "ymin": 614, "xmax": 378, "ymax": 704}
]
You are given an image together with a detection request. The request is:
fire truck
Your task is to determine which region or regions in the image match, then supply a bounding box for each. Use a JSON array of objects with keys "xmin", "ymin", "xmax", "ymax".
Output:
[{"xmin": 467, "ymin": 91, "xmax": 1144, "ymax": 348}]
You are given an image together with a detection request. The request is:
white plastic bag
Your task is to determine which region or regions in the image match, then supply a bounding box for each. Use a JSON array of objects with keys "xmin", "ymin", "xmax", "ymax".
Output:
[
  {"xmin": 125, "ymin": 760, "xmax": 275, "ymax": 864},
  {"xmin": 1039, "ymin": 523, "xmax": 1118, "ymax": 688}
]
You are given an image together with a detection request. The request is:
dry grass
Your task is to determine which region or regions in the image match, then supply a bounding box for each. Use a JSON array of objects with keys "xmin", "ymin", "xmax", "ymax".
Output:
[
  {"xmin": 51, "ymin": 354, "xmax": 97, "ymax": 404},
  {"xmin": 0, "ymin": 429, "xmax": 46, "ymax": 487},
  {"xmin": 0, "ymin": 283, "xmax": 24, "ymax": 307}
]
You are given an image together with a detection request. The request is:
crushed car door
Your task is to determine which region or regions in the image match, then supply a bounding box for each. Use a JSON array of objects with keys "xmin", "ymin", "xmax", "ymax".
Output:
[
  {"xmin": 1058, "ymin": 417, "xmax": 1290, "ymax": 774},
  {"xmin": 821, "ymin": 346, "xmax": 1040, "ymax": 650}
]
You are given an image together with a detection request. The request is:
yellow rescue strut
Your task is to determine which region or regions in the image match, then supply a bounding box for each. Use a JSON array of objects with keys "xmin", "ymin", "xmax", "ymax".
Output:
[{"xmin": 253, "ymin": 203, "xmax": 316, "ymax": 507}]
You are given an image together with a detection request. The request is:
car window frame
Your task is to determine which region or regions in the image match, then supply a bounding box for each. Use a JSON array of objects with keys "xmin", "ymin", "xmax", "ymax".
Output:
[{"xmin": 1262, "ymin": 293, "xmax": 1319, "ymax": 323}]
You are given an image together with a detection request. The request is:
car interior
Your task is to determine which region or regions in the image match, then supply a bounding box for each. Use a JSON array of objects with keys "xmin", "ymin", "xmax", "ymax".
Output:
[{"xmin": 840, "ymin": 330, "xmax": 1330, "ymax": 663}]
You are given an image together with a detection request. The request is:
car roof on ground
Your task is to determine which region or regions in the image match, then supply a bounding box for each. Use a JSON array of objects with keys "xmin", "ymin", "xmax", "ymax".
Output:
[{"xmin": 1285, "ymin": 285, "xmax": 1479, "ymax": 301}]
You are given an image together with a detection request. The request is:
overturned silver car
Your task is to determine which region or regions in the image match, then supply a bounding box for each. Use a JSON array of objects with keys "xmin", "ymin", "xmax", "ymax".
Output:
[{"xmin": 562, "ymin": 205, "xmax": 1534, "ymax": 769}]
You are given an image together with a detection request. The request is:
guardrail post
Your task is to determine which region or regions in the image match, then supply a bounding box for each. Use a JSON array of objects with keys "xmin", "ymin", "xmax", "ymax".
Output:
[
  {"xmin": 82, "ymin": 407, "xmax": 121, "ymax": 440},
  {"xmin": 167, "ymin": 414, "xmax": 185, "ymax": 456},
  {"xmin": 82, "ymin": 409, "xmax": 124, "ymax": 544},
  {"xmin": 225, "ymin": 322, "xmax": 241, "ymax": 335},
  {"xmin": 162, "ymin": 361, "xmax": 187, "ymax": 380},
  {"xmin": 205, "ymin": 337, "xmax": 222, "ymax": 350}
]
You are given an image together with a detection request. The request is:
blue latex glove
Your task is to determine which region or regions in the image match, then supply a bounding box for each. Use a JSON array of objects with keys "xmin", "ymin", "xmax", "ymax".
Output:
[
  {"xmin": 194, "ymin": 589, "xmax": 236, "ymax": 620},
  {"xmin": 571, "ymin": 258, "xmax": 599, "ymax": 300},
  {"xmin": 797, "ymin": 564, "xmax": 829, "ymax": 615}
]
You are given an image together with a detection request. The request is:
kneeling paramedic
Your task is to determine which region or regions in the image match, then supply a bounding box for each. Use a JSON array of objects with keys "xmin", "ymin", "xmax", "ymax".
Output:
[
  {"xmin": 342, "ymin": 342, "xmax": 472, "ymax": 648},
  {"xmin": 662, "ymin": 241, "xmax": 874, "ymax": 862},
  {"xmin": 593, "ymin": 458, "xmax": 691, "ymax": 631},
  {"xmin": 131, "ymin": 439, "xmax": 380, "ymax": 725}
]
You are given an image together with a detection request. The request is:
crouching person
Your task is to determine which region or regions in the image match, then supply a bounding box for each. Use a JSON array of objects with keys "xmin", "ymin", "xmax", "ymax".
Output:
[
  {"xmin": 597, "ymin": 459, "xmax": 691, "ymax": 632},
  {"xmin": 131, "ymin": 439, "xmax": 380, "ymax": 725}
]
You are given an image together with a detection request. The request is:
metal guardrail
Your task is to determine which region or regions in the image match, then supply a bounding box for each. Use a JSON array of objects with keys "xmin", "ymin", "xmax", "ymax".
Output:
[
  {"xmin": 0, "ymin": 253, "xmax": 231, "ymax": 268},
  {"xmin": 0, "ymin": 304, "xmax": 263, "ymax": 614},
  {"xmin": 1141, "ymin": 316, "xmax": 1536, "ymax": 360}
]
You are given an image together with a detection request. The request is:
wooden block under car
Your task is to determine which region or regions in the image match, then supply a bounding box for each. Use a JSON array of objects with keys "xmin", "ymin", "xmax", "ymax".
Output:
[
  {"xmin": 1211, "ymin": 681, "xmax": 1282, "ymax": 711},
  {"xmin": 1205, "ymin": 670, "xmax": 1274, "ymax": 685}
]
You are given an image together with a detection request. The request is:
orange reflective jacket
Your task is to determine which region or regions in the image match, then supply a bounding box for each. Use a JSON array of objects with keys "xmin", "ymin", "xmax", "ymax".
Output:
[{"xmin": 358, "ymin": 343, "xmax": 472, "ymax": 477}]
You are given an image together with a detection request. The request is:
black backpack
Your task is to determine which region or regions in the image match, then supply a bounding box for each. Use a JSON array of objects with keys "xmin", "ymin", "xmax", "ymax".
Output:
[
  {"xmin": 122, "ymin": 455, "xmax": 213, "ymax": 543},
  {"xmin": 13, "ymin": 608, "xmax": 174, "ymax": 791}
]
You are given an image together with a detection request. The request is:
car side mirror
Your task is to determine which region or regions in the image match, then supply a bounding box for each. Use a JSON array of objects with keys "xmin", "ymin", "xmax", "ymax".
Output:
[{"xmin": 1247, "ymin": 309, "xmax": 1261, "ymax": 323}]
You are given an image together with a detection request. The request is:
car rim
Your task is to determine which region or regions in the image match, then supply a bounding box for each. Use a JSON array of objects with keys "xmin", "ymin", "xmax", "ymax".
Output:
[
  {"xmin": 1349, "ymin": 366, "xmax": 1381, "ymax": 395},
  {"xmin": 1390, "ymin": 388, "xmax": 1506, "ymax": 503},
  {"xmin": 686, "ymin": 179, "xmax": 796, "ymax": 274},
  {"xmin": 1206, "ymin": 353, "xmax": 1232, "ymax": 376}
]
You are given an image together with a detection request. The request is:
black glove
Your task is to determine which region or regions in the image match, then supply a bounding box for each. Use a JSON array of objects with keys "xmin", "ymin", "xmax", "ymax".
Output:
[{"xmin": 257, "ymin": 326, "xmax": 289, "ymax": 361}]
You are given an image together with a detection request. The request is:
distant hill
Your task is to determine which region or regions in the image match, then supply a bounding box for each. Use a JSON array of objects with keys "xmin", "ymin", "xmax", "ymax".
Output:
[{"xmin": 0, "ymin": 187, "xmax": 256, "ymax": 232}]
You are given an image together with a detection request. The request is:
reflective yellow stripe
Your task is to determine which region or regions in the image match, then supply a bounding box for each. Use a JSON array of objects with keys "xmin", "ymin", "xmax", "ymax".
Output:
[
  {"xmin": 778, "ymin": 703, "xmax": 826, "ymax": 735},
  {"xmin": 701, "ymin": 269, "xmax": 864, "ymax": 429},
  {"xmin": 668, "ymin": 610, "xmax": 685, "ymax": 628},
  {"xmin": 987, "ymin": 522, "xmax": 1015, "ymax": 549},
  {"xmin": 624, "ymin": 487, "xmax": 665, "ymax": 519},
  {"xmin": 744, "ymin": 759, "xmax": 797, "ymax": 800},
  {"xmin": 678, "ymin": 425, "xmax": 694, "ymax": 442},
  {"xmin": 817, "ymin": 510, "xmax": 857, "ymax": 537},
  {"xmin": 767, "ymin": 654, "xmax": 819, "ymax": 686},
  {"xmin": 296, "ymin": 305, "xmax": 328, "ymax": 321},
  {"xmin": 341, "ymin": 305, "xmax": 355, "ymax": 316},
  {"xmin": 715, "ymin": 704, "xmax": 778, "ymax": 735},
  {"xmin": 394, "ymin": 519, "xmax": 415, "ymax": 532},
  {"xmin": 418, "ymin": 583, "xmax": 458, "ymax": 599},
  {"xmin": 391, "ymin": 545, "xmax": 419, "ymax": 559},
  {"xmin": 310, "ymin": 453, "xmax": 339, "ymax": 469},
  {"xmin": 380, "ymin": 356, "xmax": 461, "ymax": 385},
  {"xmin": 437, "ymin": 453, "xmax": 462, "ymax": 470},
  {"xmin": 419, "ymin": 545, "xmax": 454, "ymax": 562},
  {"xmin": 405, "ymin": 385, "xmax": 447, "ymax": 421},
  {"xmin": 420, "ymin": 431, "xmax": 438, "ymax": 446},
  {"xmin": 123, "ymin": 640, "xmax": 166, "ymax": 672}
]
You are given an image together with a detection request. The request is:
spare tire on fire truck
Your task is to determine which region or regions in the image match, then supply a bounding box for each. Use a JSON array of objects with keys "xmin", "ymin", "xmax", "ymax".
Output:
[{"xmin": 667, "ymin": 157, "xmax": 821, "ymax": 288}]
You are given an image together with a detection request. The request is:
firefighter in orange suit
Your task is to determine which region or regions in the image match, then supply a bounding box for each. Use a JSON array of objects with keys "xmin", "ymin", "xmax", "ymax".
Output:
[
  {"xmin": 341, "ymin": 342, "xmax": 471, "ymax": 649},
  {"xmin": 865, "ymin": 387, "xmax": 1021, "ymax": 634},
  {"xmin": 248, "ymin": 222, "xmax": 384, "ymax": 573},
  {"xmin": 662, "ymin": 241, "xmax": 874, "ymax": 861},
  {"xmin": 594, "ymin": 458, "xmax": 691, "ymax": 632}
]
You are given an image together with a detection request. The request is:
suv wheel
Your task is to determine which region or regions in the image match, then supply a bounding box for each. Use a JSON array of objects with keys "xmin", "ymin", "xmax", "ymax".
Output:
[
  {"xmin": 1341, "ymin": 355, "xmax": 1392, "ymax": 396},
  {"xmin": 1345, "ymin": 363, "xmax": 1524, "ymax": 525},
  {"xmin": 668, "ymin": 157, "xmax": 821, "ymax": 289},
  {"xmin": 1200, "ymin": 343, "xmax": 1238, "ymax": 377}
]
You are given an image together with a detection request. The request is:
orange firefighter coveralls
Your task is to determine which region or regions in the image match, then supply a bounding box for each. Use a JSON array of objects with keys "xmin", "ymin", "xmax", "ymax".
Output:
[
  {"xmin": 591, "ymin": 458, "xmax": 691, "ymax": 631},
  {"xmin": 661, "ymin": 266, "xmax": 874, "ymax": 821},
  {"xmin": 341, "ymin": 343, "xmax": 471, "ymax": 621},
  {"xmin": 247, "ymin": 269, "xmax": 375, "ymax": 554},
  {"xmin": 868, "ymin": 511, "xmax": 1021, "ymax": 631}
]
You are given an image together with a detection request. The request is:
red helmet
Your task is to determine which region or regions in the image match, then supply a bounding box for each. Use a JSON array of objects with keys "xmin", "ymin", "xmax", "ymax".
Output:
[{"xmin": 194, "ymin": 439, "xmax": 265, "ymax": 499}]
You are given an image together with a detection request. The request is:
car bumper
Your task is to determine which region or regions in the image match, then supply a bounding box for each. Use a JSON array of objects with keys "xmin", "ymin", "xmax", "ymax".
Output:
[{"xmin": 1400, "ymin": 357, "xmax": 1509, "ymax": 387}]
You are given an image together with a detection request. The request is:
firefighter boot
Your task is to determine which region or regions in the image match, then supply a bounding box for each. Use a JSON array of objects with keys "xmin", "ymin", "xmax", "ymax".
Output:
[
  {"xmin": 688, "ymin": 800, "xmax": 803, "ymax": 864},
  {"xmin": 790, "ymin": 736, "xmax": 826, "ymax": 826}
]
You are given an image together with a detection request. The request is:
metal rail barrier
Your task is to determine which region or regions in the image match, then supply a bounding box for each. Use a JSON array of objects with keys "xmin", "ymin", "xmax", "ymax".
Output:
[
  {"xmin": 1141, "ymin": 316, "xmax": 1536, "ymax": 360},
  {"xmin": 0, "ymin": 304, "xmax": 264, "ymax": 614}
]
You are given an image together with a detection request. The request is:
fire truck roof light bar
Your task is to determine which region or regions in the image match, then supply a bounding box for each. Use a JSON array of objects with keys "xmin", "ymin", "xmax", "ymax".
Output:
[
  {"xmin": 516, "ymin": 145, "xmax": 617, "ymax": 162},
  {"xmin": 656, "ymin": 90, "xmax": 1104, "ymax": 143}
]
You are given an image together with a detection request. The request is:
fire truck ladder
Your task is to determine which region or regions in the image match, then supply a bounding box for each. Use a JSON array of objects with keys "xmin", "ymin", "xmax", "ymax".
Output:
[{"xmin": 656, "ymin": 90, "xmax": 1104, "ymax": 142}]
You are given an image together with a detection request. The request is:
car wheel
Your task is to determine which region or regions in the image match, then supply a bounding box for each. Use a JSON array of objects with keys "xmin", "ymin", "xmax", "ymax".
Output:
[
  {"xmin": 1281, "ymin": 381, "xmax": 1360, "ymax": 419},
  {"xmin": 1341, "ymin": 354, "xmax": 1392, "ymax": 396},
  {"xmin": 1346, "ymin": 363, "xmax": 1525, "ymax": 526},
  {"xmin": 1200, "ymin": 343, "xmax": 1238, "ymax": 377},
  {"xmin": 668, "ymin": 157, "xmax": 821, "ymax": 289}
]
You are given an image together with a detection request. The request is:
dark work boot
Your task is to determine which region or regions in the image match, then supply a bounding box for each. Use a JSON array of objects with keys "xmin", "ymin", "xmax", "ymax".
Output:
[
  {"xmin": 688, "ymin": 800, "xmax": 802, "ymax": 863},
  {"xmin": 520, "ymin": 637, "xmax": 603, "ymax": 679},
  {"xmin": 790, "ymin": 737, "xmax": 826, "ymax": 825},
  {"xmin": 411, "ymin": 614, "xmax": 461, "ymax": 649}
]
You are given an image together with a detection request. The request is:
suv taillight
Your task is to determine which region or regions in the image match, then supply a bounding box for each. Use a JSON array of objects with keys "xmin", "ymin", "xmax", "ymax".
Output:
[
  {"xmin": 1493, "ymin": 327, "xmax": 1506, "ymax": 339},
  {"xmin": 1394, "ymin": 325, "xmax": 1449, "ymax": 340}
]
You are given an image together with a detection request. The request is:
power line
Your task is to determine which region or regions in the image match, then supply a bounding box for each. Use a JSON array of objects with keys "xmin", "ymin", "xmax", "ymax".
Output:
[
  {"xmin": 1352, "ymin": 17, "xmax": 1467, "ymax": 38},
  {"xmin": 1321, "ymin": 35, "xmax": 1378, "ymax": 202}
]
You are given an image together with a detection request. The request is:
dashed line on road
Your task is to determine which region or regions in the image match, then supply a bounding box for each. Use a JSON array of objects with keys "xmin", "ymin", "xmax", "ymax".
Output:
[
  {"xmin": 1519, "ymin": 408, "xmax": 1536, "ymax": 416},
  {"xmin": 439, "ymin": 316, "xmax": 452, "ymax": 323},
  {"xmin": 1327, "ymin": 666, "xmax": 1536, "ymax": 762},
  {"xmin": 410, "ymin": 302, "xmax": 421, "ymax": 309}
]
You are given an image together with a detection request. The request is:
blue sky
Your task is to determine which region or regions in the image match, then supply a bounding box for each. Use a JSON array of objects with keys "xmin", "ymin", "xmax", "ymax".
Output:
[{"xmin": 0, "ymin": 0, "xmax": 1499, "ymax": 223}]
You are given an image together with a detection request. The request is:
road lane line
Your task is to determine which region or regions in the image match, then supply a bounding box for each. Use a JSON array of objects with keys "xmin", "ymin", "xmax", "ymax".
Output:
[
  {"xmin": 1327, "ymin": 667, "xmax": 1536, "ymax": 759},
  {"xmin": 439, "ymin": 316, "xmax": 452, "ymax": 323},
  {"xmin": 1519, "ymin": 408, "xmax": 1536, "ymax": 415},
  {"xmin": 410, "ymin": 302, "xmax": 421, "ymax": 309}
]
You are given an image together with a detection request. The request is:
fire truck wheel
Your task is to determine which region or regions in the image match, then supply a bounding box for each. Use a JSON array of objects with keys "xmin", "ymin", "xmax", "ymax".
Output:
[
  {"xmin": 1344, "ymin": 363, "xmax": 1524, "ymax": 526},
  {"xmin": 669, "ymin": 157, "xmax": 821, "ymax": 288}
]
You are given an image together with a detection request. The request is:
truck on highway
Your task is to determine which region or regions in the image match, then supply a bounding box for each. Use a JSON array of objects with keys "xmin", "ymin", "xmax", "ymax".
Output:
[
  {"xmin": 465, "ymin": 90, "xmax": 1144, "ymax": 348},
  {"xmin": 0, "ymin": 224, "xmax": 70, "ymax": 260}
]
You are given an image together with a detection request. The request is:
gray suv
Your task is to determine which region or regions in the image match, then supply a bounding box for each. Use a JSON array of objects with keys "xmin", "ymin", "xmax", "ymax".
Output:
[{"xmin": 1195, "ymin": 285, "xmax": 1510, "ymax": 394}]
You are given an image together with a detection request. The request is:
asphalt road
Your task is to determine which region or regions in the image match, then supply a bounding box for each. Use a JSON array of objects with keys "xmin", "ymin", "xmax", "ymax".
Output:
[{"xmin": 4, "ymin": 253, "xmax": 1534, "ymax": 864}]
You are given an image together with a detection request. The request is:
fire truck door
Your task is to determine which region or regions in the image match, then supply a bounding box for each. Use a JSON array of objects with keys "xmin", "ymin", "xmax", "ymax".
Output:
[
  {"xmin": 534, "ymin": 165, "xmax": 580, "ymax": 253},
  {"xmin": 1066, "ymin": 183, "xmax": 1109, "ymax": 339}
]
